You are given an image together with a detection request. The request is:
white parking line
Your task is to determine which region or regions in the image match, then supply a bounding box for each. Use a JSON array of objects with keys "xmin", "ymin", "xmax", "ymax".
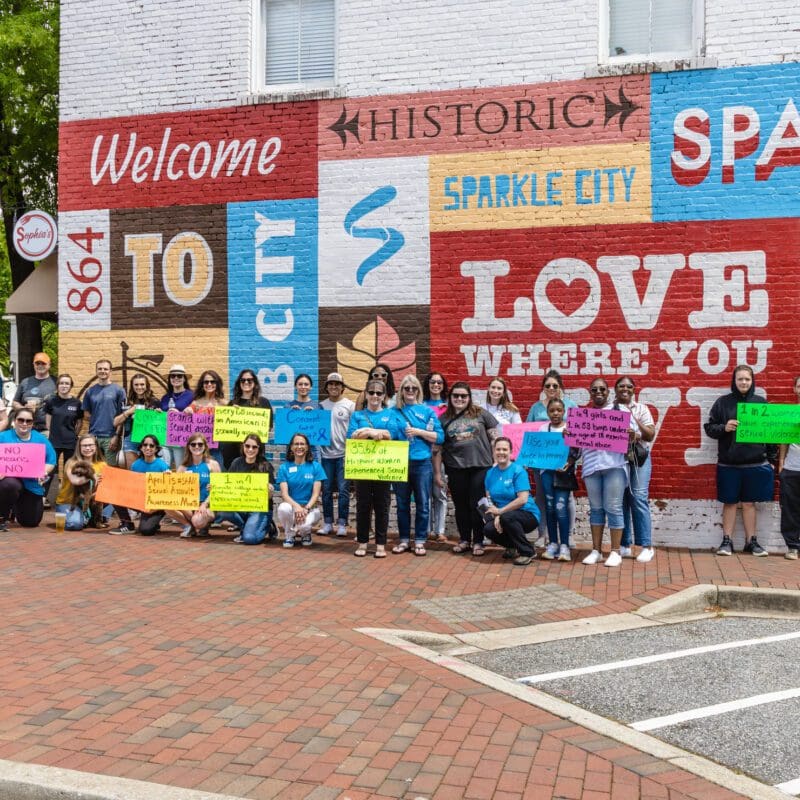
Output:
[
  {"xmin": 630, "ymin": 687, "xmax": 800, "ymax": 732},
  {"xmin": 774, "ymin": 776, "xmax": 800, "ymax": 795},
  {"xmin": 516, "ymin": 630, "xmax": 800, "ymax": 684}
]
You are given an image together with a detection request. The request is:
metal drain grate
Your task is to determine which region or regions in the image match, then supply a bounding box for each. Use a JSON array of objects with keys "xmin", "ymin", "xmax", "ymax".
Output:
[{"xmin": 411, "ymin": 584, "xmax": 595, "ymax": 623}]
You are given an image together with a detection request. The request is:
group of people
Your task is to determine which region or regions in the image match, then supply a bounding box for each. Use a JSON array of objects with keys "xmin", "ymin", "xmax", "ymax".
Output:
[{"xmin": 0, "ymin": 354, "xmax": 796, "ymax": 564}]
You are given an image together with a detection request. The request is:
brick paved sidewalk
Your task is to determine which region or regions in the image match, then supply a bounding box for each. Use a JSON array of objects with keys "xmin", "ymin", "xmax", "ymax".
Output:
[{"xmin": 0, "ymin": 516, "xmax": 795, "ymax": 799}]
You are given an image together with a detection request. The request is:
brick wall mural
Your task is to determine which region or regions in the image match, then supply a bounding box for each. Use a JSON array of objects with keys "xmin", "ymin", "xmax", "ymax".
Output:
[{"xmin": 58, "ymin": 63, "xmax": 800, "ymax": 502}]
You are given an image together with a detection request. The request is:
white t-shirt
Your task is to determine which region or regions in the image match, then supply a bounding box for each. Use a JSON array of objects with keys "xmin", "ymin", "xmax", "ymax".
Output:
[
  {"xmin": 320, "ymin": 397, "xmax": 356, "ymax": 459},
  {"xmin": 785, "ymin": 443, "xmax": 800, "ymax": 471}
]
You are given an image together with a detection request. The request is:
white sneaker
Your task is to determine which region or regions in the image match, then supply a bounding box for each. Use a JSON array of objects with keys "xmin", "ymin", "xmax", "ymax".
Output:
[
  {"xmin": 604, "ymin": 551, "xmax": 622, "ymax": 567},
  {"xmin": 558, "ymin": 544, "xmax": 571, "ymax": 562},
  {"xmin": 636, "ymin": 547, "xmax": 655, "ymax": 563},
  {"xmin": 619, "ymin": 546, "xmax": 633, "ymax": 558},
  {"xmin": 320, "ymin": 523, "xmax": 332, "ymax": 535},
  {"xmin": 582, "ymin": 549, "xmax": 602, "ymax": 565},
  {"xmin": 541, "ymin": 542, "xmax": 559, "ymax": 560},
  {"xmin": 336, "ymin": 524, "xmax": 348, "ymax": 537}
]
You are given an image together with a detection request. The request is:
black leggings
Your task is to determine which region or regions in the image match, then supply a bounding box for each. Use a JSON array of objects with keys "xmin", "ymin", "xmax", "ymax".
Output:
[
  {"xmin": 484, "ymin": 509, "xmax": 537, "ymax": 557},
  {"xmin": 0, "ymin": 479, "xmax": 44, "ymax": 527},
  {"xmin": 355, "ymin": 480, "xmax": 391, "ymax": 545},
  {"xmin": 446, "ymin": 466, "xmax": 488, "ymax": 546}
]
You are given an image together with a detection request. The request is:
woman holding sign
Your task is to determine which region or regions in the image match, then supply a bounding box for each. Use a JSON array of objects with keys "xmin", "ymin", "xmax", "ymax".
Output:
[
  {"xmin": 129, "ymin": 434, "xmax": 170, "ymax": 535},
  {"xmin": 392, "ymin": 375, "xmax": 444, "ymax": 556},
  {"xmin": 189, "ymin": 371, "xmax": 226, "ymax": 468},
  {"xmin": 276, "ymin": 433, "xmax": 325, "ymax": 548},
  {"xmin": 0, "ymin": 409, "xmax": 56, "ymax": 530},
  {"xmin": 482, "ymin": 436, "xmax": 539, "ymax": 565},
  {"xmin": 705, "ymin": 365, "xmax": 776, "ymax": 557},
  {"xmin": 113, "ymin": 374, "xmax": 161, "ymax": 468},
  {"xmin": 569, "ymin": 378, "xmax": 632, "ymax": 568},
  {"xmin": 347, "ymin": 380, "xmax": 401, "ymax": 558},
  {"xmin": 217, "ymin": 434, "xmax": 274, "ymax": 544},
  {"xmin": 615, "ymin": 376, "xmax": 656, "ymax": 563},
  {"xmin": 176, "ymin": 434, "xmax": 221, "ymax": 537},
  {"xmin": 435, "ymin": 382, "xmax": 499, "ymax": 556},
  {"xmin": 221, "ymin": 369, "xmax": 272, "ymax": 468}
]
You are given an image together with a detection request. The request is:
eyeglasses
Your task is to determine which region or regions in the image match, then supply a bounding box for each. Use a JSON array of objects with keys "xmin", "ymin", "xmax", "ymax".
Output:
[
  {"xmin": 366, "ymin": 390, "xmax": 384, "ymax": 397},
  {"xmin": 240, "ymin": 377, "xmax": 254, "ymax": 384},
  {"xmin": 451, "ymin": 393, "xmax": 469, "ymax": 399},
  {"xmin": 34, "ymin": 361, "xmax": 47, "ymax": 366},
  {"xmin": 403, "ymin": 386, "xmax": 418, "ymax": 392},
  {"xmin": 170, "ymin": 374, "xmax": 184, "ymax": 379},
  {"xmin": 243, "ymin": 443, "xmax": 259, "ymax": 450},
  {"xmin": 203, "ymin": 380, "xmax": 217, "ymax": 386},
  {"xmin": 16, "ymin": 418, "xmax": 33, "ymax": 425},
  {"xmin": 189, "ymin": 442, "xmax": 205, "ymax": 449},
  {"xmin": 543, "ymin": 382, "xmax": 560, "ymax": 389},
  {"xmin": 429, "ymin": 379, "xmax": 443, "ymax": 384},
  {"xmin": 590, "ymin": 387, "xmax": 608, "ymax": 394},
  {"xmin": 141, "ymin": 443, "xmax": 156, "ymax": 449}
]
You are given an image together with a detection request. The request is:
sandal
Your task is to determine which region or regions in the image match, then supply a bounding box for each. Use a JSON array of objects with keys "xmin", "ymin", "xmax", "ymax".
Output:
[
  {"xmin": 414, "ymin": 544, "xmax": 427, "ymax": 557},
  {"xmin": 374, "ymin": 548, "xmax": 387, "ymax": 559},
  {"xmin": 452, "ymin": 541, "xmax": 471, "ymax": 554},
  {"xmin": 222, "ymin": 523, "xmax": 239, "ymax": 533},
  {"xmin": 472, "ymin": 545, "xmax": 485, "ymax": 556},
  {"xmin": 354, "ymin": 545, "xmax": 368, "ymax": 557},
  {"xmin": 392, "ymin": 542, "xmax": 410, "ymax": 554}
]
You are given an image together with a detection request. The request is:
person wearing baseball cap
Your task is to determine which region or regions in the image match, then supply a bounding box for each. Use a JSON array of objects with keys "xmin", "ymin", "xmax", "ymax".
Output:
[
  {"xmin": 13, "ymin": 353, "xmax": 56, "ymax": 433},
  {"xmin": 320, "ymin": 372, "xmax": 355, "ymax": 536}
]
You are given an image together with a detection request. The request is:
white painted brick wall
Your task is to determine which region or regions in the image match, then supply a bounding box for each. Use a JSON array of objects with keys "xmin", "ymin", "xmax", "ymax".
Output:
[{"xmin": 61, "ymin": 0, "xmax": 800, "ymax": 121}]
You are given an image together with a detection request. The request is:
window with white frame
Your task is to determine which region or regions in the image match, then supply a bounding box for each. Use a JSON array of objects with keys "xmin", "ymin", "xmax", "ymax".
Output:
[
  {"xmin": 259, "ymin": 0, "xmax": 335, "ymax": 88},
  {"xmin": 604, "ymin": 0, "xmax": 702, "ymax": 62}
]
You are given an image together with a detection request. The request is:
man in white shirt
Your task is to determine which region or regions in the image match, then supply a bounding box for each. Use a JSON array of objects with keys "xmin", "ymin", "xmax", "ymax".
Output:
[{"xmin": 319, "ymin": 372, "xmax": 355, "ymax": 536}]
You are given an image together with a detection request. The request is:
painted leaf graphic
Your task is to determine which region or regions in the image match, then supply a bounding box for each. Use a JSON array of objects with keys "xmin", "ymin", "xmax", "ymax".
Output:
[{"xmin": 337, "ymin": 315, "xmax": 417, "ymax": 401}]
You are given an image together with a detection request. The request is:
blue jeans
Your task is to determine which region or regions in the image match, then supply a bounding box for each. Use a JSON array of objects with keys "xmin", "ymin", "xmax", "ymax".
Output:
[
  {"xmin": 430, "ymin": 463, "xmax": 448, "ymax": 535},
  {"xmin": 321, "ymin": 456, "xmax": 350, "ymax": 524},
  {"xmin": 622, "ymin": 454, "xmax": 652, "ymax": 547},
  {"xmin": 217, "ymin": 511, "xmax": 271, "ymax": 544},
  {"xmin": 55, "ymin": 503, "xmax": 86, "ymax": 531},
  {"xmin": 583, "ymin": 467, "xmax": 627, "ymax": 530},
  {"xmin": 538, "ymin": 470, "xmax": 571, "ymax": 546},
  {"xmin": 395, "ymin": 459, "xmax": 433, "ymax": 544}
]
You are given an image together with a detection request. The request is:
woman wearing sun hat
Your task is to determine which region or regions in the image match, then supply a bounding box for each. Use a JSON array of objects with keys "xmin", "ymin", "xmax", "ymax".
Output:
[{"xmin": 159, "ymin": 365, "xmax": 194, "ymax": 467}]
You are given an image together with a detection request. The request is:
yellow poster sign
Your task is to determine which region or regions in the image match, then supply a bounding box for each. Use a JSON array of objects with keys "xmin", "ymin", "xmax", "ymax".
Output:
[
  {"xmin": 212, "ymin": 406, "xmax": 271, "ymax": 442},
  {"xmin": 209, "ymin": 473, "xmax": 270, "ymax": 512},
  {"xmin": 145, "ymin": 472, "xmax": 200, "ymax": 510},
  {"xmin": 345, "ymin": 439, "xmax": 409, "ymax": 482}
]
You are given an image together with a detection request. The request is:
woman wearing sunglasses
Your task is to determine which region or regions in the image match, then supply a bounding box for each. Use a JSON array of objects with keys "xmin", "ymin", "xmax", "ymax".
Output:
[
  {"xmin": 392, "ymin": 375, "xmax": 444, "ymax": 556},
  {"xmin": 526, "ymin": 370, "xmax": 577, "ymax": 422},
  {"xmin": 159, "ymin": 365, "xmax": 194, "ymax": 467},
  {"xmin": 422, "ymin": 371, "xmax": 450, "ymax": 541},
  {"xmin": 347, "ymin": 380, "xmax": 401, "ymax": 558},
  {"xmin": 0, "ymin": 409, "xmax": 57, "ymax": 530},
  {"xmin": 129, "ymin": 434, "xmax": 170, "ymax": 535},
  {"xmin": 356, "ymin": 364, "xmax": 397, "ymax": 410},
  {"xmin": 188, "ymin": 370, "xmax": 225, "ymax": 468},
  {"xmin": 221, "ymin": 369, "xmax": 272, "ymax": 469},
  {"xmin": 614, "ymin": 376, "xmax": 656, "ymax": 563},
  {"xmin": 176, "ymin": 434, "xmax": 220, "ymax": 538},
  {"xmin": 571, "ymin": 378, "xmax": 634, "ymax": 567},
  {"xmin": 217, "ymin": 434, "xmax": 274, "ymax": 544},
  {"xmin": 435, "ymin": 382, "xmax": 499, "ymax": 555}
]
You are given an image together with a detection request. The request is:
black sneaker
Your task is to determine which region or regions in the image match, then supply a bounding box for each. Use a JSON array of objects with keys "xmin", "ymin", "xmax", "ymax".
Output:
[
  {"xmin": 716, "ymin": 536, "xmax": 733, "ymax": 556},
  {"xmin": 109, "ymin": 524, "xmax": 134, "ymax": 535},
  {"xmin": 744, "ymin": 537, "xmax": 768, "ymax": 557},
  {"xmin": 0, "ymin": 520, "xmax": 8, "ymax": 532},
  {"xmin": 502, "ymin": 548, "xmax": 517, "ymax": 559}
]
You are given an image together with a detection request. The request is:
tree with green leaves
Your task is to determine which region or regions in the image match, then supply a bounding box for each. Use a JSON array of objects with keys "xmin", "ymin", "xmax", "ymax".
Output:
[{"xmin": 0, "ymin": 0, "xmax": 58, "ymax": 374}]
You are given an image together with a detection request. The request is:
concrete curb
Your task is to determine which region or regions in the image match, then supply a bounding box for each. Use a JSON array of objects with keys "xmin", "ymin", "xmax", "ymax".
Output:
[{"xmin": 0, "ymin": 759, "xmax": 242, "ymax": 800}]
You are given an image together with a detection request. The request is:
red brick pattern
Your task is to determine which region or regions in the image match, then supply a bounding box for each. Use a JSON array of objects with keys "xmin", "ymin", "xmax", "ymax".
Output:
[{"xmin": 0, "ymin": 518, "xmax": 791, "ymax": 798}]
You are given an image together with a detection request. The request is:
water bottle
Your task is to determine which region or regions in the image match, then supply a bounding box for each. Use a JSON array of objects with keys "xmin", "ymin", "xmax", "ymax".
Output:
[{"xmin": 168, "ymin": 396, "xmax": 176, "ymax": 410}]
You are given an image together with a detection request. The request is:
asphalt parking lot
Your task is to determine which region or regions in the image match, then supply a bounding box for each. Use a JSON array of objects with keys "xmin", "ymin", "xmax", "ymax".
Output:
[{"xmin": 464, "ymin": 616, "xmax": 800, "ymax": 795}]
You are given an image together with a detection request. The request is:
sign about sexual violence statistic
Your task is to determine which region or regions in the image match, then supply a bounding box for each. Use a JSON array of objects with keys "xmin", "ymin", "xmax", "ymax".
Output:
[{"xmin": 564, "ymin": 407, "xmax": 631, "ymax": 453}]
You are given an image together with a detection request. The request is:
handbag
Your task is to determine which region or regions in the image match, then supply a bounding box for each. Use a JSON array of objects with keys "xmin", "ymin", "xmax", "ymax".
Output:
[
  {"xmin": 627, "ymin": 439, "xmax": 649, "ymax": 467},
  {"xmin": 552, "ymin": 464, "xmax": 579, "ymax": 491}
]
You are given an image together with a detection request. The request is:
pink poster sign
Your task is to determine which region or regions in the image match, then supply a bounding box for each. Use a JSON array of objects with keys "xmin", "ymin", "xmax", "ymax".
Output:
[
  {"xmin": 503, "ymin": 422, "xmax": 548, "ymax": 458},
  {"xmin": 0, "ymin": 443, "xmax": 46, "ymax": 478},
  {"xmin": 564, "ymin": 407, "xmax": 631, "ymax": 454},
  {"xmin": 167, "ymin": 413, "xmax": 218, "ymax": 449}
]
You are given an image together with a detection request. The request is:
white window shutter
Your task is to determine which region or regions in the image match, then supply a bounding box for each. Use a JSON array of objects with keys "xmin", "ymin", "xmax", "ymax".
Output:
[{"xmin": 265, "ymin": 0, "xmax": 334, "ymax": 86}]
